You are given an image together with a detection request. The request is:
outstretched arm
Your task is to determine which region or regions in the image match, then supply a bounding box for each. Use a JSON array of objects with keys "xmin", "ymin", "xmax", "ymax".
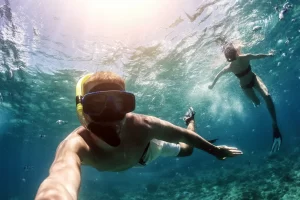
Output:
[
  {"xmin": 208, "ymin": 66, "xmax": 231, "ymax": 89},
  {"xmin": 145, "ymin": 116, "xmax": 242, "ymax": 159},
  {"xmin": 244, "ymin": 52, "xmax": 273, "ymax": 60},
  {"xmin": 35, "ymin": 139, "xmax": 82, "ymax": 200}
]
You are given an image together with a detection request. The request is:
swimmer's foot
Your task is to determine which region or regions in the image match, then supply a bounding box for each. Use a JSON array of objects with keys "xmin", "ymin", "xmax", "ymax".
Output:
[
  {"xmin": 270, "ymin": 124, "xmax": 282, "ymax": 153},
  {"xmin": 183, "ymin": 107, "xmax": 195, "ymax": 125}
]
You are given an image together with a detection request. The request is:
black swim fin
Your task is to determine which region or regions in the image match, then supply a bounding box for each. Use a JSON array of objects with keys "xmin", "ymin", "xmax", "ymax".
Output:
[
  {"xmin": 208, "ymin": 139, "xmax": 218, "ymax": 144},
  {"xmin": 183, "ymin": 107, "xmax": 195, "ymax": 125}
]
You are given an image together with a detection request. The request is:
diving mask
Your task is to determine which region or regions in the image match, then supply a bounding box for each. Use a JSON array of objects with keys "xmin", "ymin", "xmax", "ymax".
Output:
[
  {"xmin": 80, "ymin": 90, "xmax": 135, "ymax": 120},
  {"xmin": 75, "ymin": 74, "xmax": 135, "ymax": 146}
]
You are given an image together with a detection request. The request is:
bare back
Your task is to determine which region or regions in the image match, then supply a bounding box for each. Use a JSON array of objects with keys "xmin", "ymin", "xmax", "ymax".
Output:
[{"xmin": 69, "ymin": 113, "xmax": 152, "ymax": 172}]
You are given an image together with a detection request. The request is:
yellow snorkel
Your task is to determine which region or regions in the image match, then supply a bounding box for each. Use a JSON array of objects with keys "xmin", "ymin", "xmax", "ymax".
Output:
[{"xmin": 76, "ymin": 73, "xmax": 93, "ymax": 127}]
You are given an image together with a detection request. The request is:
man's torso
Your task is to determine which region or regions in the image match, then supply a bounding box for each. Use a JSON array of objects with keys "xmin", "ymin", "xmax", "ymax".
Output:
[{"xmin": 68, "ymin": 113, "xmax": 152, "ymax": 172}]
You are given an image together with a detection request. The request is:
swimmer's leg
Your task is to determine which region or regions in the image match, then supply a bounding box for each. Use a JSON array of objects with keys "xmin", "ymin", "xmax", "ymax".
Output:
[
  {"xmin": 178, "ymin": 107, "xmax": 195, "ymax": 157},
  {"xmin": 254, "ymin": 75, "xmax": 277, "ymax": 124},
  {"xmin": 242, "ymin": 87, "xmax": 260, "ymax": 107},
  {"xmin": 254, "ymin": 75, "xmax": 282, "ymax": 152},
  {"xmin": 178, "ymin": 107, "xmax": 218, "ymax": 157}
]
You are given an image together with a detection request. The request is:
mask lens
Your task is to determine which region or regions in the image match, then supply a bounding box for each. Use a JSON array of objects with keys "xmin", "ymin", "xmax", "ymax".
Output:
[
  {"xmin": 82, "ymin": 93, "xmax": 107, "ymax": 114},
  {"xmin": 122, "ymin": 93, "xmax": 135, "ymax": 113},
  {"xmin": 82, "ymin": 91, "xmax": 135, "ymax": 116},
  {"xmin": 108, "ymin": 92, "xmax": 135, "ymax": 113}
]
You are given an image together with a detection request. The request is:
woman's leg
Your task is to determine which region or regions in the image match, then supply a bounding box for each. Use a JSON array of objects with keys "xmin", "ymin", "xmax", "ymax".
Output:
[
  {"xmin": 242, "ymin": 87, "xmax": 261, "ymax": 107},
  {"xmin": 254, "ymin": 75, "xmax": 277, "ymax": 125},
  {"xmin": 254, "ymin": 75, "xmax": 282, "ymax": 152}
]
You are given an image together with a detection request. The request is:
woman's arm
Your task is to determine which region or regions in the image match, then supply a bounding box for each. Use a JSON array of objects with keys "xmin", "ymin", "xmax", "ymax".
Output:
[
  {"xmin": 244, "ymin": 53, "xmax": 273, "ymax": 60},
  {"xmin": 35, "ymin": 139, "xmax": 82, "ymax": 200},
  {"xmin": 208, "ymin": 66, "xmax": 231, "ymax": 89}
]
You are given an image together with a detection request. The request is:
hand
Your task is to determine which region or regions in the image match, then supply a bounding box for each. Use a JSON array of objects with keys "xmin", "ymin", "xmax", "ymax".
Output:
[
  {"xmin": 268, "ymin": 50, "xmax": 275, "ymax": 57},
  {"xmin": 208, "ymin": 84, "xmax": 213, "ymax": 90},
  {"xmin": 215, "ymin": 145, "xmax": 243, "ymax": 160}
]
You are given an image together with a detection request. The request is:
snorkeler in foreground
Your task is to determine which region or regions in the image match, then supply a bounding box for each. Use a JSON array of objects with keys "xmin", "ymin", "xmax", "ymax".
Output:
[
  {"xmin": 208, "ymin": 44, "xmax": 282, "ymax": 153},
  {"xmin": 35, "ymin": 71, "xmax": 242, "ymax": 200}
]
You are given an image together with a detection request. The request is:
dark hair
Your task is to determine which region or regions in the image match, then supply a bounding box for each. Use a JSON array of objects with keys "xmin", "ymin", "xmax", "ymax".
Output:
[{"xmin": 224, "ymin": 45, "xmax": 237, "ymax": 62}]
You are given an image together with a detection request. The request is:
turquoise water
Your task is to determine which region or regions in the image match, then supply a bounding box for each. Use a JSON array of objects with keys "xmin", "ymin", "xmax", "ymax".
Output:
[{"xmin": 1, "ymin": 0, "xmax": 300, "ymax": 199}]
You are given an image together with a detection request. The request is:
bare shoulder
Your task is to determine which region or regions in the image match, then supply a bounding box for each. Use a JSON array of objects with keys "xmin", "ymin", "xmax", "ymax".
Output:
[
  {"xmin": 125, "ymin": 113, "xmax": 161, "ymax": 142},
  {"xmin": 239, "ymin": 54, "xmax": 251, "ymax": 60},
  {"xmin": 125, "ymin": 113, "xmax": 155, "ymax": 131},
  {"xmin": 130, "ymin": 114, "xmax": 167, "ymax": 129}
]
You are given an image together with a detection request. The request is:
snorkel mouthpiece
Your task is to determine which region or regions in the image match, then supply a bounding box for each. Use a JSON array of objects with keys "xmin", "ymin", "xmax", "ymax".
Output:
[{"xmin": 87, "ymin": 123, "xmax": 121, "ymax": 147}]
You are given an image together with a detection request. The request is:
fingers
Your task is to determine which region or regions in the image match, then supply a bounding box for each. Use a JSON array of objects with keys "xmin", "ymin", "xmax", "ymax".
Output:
[
  {"xmin": 217, "ymin": 145, "xmax": 243, "ymax": 158},
  {"xmin": 227, "ymin": 150, "xmax": 243, "ymax": 157},
  {"xmin": 226, "ymin": 147, "xmax": 243, "ymax": 156},
  {"xmin": 230, "ymin": 150, "xmax": 243, "ymax": 155},
  {"xmin": 218, "ymin": 145, "xmax": 240, "ymax": 150},
  {"xmin": 227, "ymin": 147, "xmax": 239, "ymax": 150}
]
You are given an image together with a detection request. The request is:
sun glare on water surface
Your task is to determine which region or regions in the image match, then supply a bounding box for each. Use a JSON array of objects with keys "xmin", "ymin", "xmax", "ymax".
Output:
[
  {"xmin": 85, "ymin": 0, "xmax": 157, "ymax": 24},
  {"xmin": 57, "ymin": 0, "xmax": 179, "ymax": 42}
]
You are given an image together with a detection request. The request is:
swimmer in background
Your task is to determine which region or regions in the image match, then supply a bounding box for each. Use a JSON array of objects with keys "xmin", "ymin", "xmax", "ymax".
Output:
[{"xmin": 208, "ymin": 43, "xmax": 282, "ymax": 153}]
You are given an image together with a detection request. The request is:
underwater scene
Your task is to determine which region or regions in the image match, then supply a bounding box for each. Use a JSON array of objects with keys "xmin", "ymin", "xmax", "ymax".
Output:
[{"xmin": 1, "ymin": 0, "xmax": 300, "ymax": 199}]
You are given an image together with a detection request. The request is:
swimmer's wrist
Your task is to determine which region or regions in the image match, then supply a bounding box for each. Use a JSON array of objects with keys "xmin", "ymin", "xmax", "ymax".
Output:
[{"xmin": 207, "ymin": 145, "xmax": 220, "ymax": 156}]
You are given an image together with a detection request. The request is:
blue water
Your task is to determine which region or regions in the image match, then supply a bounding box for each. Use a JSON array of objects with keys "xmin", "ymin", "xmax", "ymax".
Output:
[{"xmin": 1, "ymin": 0, "xmax": 300, "ymax": 199}]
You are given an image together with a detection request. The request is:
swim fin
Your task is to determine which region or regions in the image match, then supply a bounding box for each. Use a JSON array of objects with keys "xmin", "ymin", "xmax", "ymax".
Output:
[
  {"xmin": 270, "ymin": 124, "xmax": 282, "ymax": 153},
  {"xmin": 183, "ymin": 107, "xmax": 195, "ymax": 125},
  {"xmin": 208, "ymin": 139, "xmax": 218, "ymax": 144}
]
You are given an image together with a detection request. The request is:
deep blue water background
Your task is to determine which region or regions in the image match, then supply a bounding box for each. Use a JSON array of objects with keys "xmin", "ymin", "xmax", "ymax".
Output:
[{"xmin": 0, "ymin": 0, "xmax": 300, "ymax": 199}]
